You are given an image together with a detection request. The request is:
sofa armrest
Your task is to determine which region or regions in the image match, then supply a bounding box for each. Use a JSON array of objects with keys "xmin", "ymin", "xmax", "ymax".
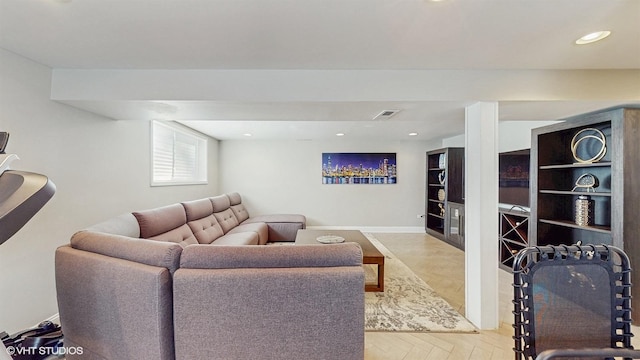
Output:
[
  {"xmin": 243, "ymin": 214, "xmax": 306, "ymax": 242},
  {"xmin": 71, "ymin": 230, "xmax": 183, "ymax": 273},
  {"xmin": 244, "ymin": 214, "xmax": 306, "ymax": 225},
  {"xmin": 55, "ymin": 246, "xmax": 175, "ymax": 360}
]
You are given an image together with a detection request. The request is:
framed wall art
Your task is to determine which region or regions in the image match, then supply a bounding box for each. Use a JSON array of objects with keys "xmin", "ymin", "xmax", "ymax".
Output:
[{"xmin": 322, "ymin": 152, "xmax": 397, "ymax": 184}]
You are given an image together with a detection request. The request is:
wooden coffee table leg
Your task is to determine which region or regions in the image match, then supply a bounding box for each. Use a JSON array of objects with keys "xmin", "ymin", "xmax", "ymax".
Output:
[
  {"xmin": 377, "ymin": 261, "xmax": 384, "ymax": 292},
  {"xmin": 364, "ymin": 258, "xmax": 384, "ymax": 292}
]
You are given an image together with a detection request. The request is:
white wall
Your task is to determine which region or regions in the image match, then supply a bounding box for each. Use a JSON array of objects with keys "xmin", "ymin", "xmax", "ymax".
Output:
[
  {"xmin": 441, "ymin": 120, "xmax": 562, "ymax": 151},
  {"xmin": 219, "ymin": 139, "xmax": 440, "ymax": 230},
  {"xmin": 442, "ymin": 133, "xmax": 465, "ymax": 148},
  {"xmin": 497, "ymin": 120, "xmax": 561, "ymax": 152},
  {"xmin": 216, "ymin": 120, "xmax": 552, "ymax": 230},
  {"xmin": 0, "ymin": 49, "xmax": 219, "ymax": 332}
]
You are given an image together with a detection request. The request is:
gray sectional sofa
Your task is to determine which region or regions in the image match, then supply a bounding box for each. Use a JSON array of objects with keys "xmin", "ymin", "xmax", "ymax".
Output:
[
  {"xmin": 55, "ymin": 193, "xmax": 365, "ymax": 360},
  {"xmin": 134, "ymin": 192, "xmax": 306, "ymax": 246}
]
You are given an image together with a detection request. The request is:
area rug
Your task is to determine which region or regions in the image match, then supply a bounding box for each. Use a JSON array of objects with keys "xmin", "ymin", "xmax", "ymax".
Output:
[{"xmin": 363, "ymin": 233, "xmax": 477, "ymax": 333}]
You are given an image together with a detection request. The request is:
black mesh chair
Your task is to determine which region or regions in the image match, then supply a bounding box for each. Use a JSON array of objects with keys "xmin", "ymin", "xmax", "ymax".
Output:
[{"xmin": 513, "ymin": 244, "xmax": 640, "ymax": 360}]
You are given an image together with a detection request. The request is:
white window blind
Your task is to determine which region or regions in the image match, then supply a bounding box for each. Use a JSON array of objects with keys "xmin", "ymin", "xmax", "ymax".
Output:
[{"xmin": 151, "ymin": 121, "xmax": 207, "ymax": 186}]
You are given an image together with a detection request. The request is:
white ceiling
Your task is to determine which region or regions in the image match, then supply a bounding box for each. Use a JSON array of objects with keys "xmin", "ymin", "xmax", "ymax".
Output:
[{"xmin": 1, "ymin": 0, "xmax": 639, "ymax": 140}]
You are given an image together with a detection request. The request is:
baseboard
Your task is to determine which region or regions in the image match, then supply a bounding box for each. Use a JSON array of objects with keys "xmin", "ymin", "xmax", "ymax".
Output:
[{"xmin": 307, "ymin": 225, "xmax": 424, "ymax": 233}]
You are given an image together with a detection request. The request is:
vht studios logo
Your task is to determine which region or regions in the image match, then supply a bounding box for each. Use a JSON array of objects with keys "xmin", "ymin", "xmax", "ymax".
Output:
[{"xmin": 5, "ymin": 345, "xmax": 84, "ymax": 357}]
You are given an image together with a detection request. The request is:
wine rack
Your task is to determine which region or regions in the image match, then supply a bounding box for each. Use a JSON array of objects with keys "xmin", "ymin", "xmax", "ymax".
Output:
[{"xmin": 499, "ymin": 208, "xmax": 529, "ymax": 271}]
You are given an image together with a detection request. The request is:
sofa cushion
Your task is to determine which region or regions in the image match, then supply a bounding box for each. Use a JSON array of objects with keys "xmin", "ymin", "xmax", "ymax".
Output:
[
  {"xmin": 227, "ymin": 192, "xmax": 242, "ymax": 206},
  {"xmin": 213, "ymin": 208, "xmax": 239, "ymax": 234},
  {"xmin": 228, "ymin": 222, "xmax": 268, "ymax": 245},
  {"xmin": 149, "ymin": 224, "xmax": 198, "ymax": 247},
  {"xmin": 227, "ymin": 192, "xmax": 250, "ymax": 222},
  {"xmin": 187, "ymin": 215, "xmax": 224, "ymax": 244},
  {"xmin": 211, "ymin": 232, "xmax": 259, "ymax": 246},
  {"xmin": 230, "ymin": 204, "xmax": 250, "ymax": 223},
  {"xmin": 133, "ymin": 203, "xmax": 188, "ymax": 238},
  {"xmin": 210, "ymin": 194, "xmax": 230, "ymax": 212},
  {"xmin": 182, "ymin": 198, "xmax": 214, "ymax": 221},
  {"xmin": 182, "ymin": 198, "xmax": 224, "ymax": 244}
]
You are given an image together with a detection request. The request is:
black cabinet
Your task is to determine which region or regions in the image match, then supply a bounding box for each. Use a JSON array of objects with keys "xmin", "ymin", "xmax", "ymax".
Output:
[
  {"xmin": 447, "ymin": 202, "xmax": 465, "ymax": 250},
  {"xmin": 425, "ymin": 147, "xmax": 465, "ymax": 249}
]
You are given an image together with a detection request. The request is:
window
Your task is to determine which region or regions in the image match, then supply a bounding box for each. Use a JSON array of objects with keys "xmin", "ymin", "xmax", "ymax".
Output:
[{"xmin": 151, "ymin": 121, "xmax": 207, "ymax": 186}]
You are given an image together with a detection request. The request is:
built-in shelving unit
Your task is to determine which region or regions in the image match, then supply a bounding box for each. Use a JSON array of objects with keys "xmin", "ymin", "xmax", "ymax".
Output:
[
  {"xmin": 531, "ymin": 117, "xmax": 615, "ymax": 246},
  {"xmin": 530, "ymin": 106, "xmax": 640, "ymax": 316},
  {"xmin": 425, "ymin": 147, "xmax": 464, "ymax": 249}
]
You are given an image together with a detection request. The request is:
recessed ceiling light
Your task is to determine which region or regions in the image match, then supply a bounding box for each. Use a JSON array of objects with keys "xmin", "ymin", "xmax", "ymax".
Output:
[
  {"xmin": 243, "ymin": 133, "xmax": 252, "ymax": 137},
  {"xmin": 575, "ymin": 31, "xmax": 611, "ymax": 45},
  {"xmin": 409, "ymin": 132, "xmax": 419, "ymax": 136},
  {"xmin": 336, "ymin": 133, "xmax": 345, "ymax": 137}
]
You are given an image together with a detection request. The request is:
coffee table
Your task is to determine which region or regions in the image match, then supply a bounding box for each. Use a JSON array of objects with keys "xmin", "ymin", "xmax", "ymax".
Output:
[{"xmin": 295, "ymin": 229, "xmax": 385, "ymax": 292}]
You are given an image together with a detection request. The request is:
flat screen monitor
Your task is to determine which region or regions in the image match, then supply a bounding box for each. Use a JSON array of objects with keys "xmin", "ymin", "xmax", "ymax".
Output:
[{"xmin": 499, "ymin": 149, "xmax": 530, "ymax": 208}]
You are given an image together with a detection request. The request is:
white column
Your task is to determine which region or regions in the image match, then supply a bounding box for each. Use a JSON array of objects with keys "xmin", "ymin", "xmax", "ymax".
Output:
[{"xmin": 464, "ymin": 102, "xmax": 499, "ymax": 329}]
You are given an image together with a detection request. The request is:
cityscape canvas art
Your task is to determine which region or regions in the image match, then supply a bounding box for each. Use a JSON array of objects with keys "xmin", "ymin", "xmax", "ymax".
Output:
[{"xmin": 322, "ymin": 152, "xmax": 397, "ymax": 184}]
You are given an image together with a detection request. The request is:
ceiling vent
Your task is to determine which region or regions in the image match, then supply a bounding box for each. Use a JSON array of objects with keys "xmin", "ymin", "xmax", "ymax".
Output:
[{"xmin": 373, "ymin": 109, "xmax": 400, "ymax": 120}]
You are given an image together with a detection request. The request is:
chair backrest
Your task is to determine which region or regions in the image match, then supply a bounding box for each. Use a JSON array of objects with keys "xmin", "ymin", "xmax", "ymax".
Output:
[{"xmin": 513, "ymin": 244, "xmax": 633, "ymax": 360}]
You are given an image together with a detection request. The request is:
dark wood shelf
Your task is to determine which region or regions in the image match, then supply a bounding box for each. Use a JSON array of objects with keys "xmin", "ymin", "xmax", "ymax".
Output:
[
  {"xmin": 539, "ymin": 190, "xmax": 612, "ymax": 197},
  {"xmin": 538, "ymin": 218, "xmax": 611, "ymax": 234},
  {"xmin": 539, "ymin": 162, "xmax": 611, "ymax": 170}
]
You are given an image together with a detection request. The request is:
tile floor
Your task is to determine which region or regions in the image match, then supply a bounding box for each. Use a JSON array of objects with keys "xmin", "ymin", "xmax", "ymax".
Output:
[
  {"xmin": 364, "ymin": 232, "xmax": 514, "ymax": 360},
  {"xmin": 365, "ymin": 233, "xmax": 640, "ymax": 359}
]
